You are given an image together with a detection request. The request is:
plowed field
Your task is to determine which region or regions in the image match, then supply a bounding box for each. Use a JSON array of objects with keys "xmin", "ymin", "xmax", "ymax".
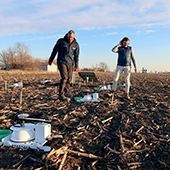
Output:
[{"xmin": 0, "ymin": 71, "xmax": 170, "ymax": 170}]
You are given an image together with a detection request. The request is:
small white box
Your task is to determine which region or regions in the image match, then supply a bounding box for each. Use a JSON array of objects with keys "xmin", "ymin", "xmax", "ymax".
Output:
[{"xmin": 35, "ymin": 123, "xmax": 51, "ymax": 144}]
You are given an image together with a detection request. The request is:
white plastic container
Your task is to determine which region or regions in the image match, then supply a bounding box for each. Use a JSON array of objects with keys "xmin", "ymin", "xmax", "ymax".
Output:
[
  {"xmin": 92, "ymin": 93, "xmax": 99, "ymax": 101},
  {"xmin": 35, "ymin": 123, "xmax": 51, "ymax": 145}
]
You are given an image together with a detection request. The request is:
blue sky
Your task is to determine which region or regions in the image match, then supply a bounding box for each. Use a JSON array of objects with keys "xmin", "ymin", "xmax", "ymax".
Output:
[{"xmin": 0, "ymin": 0, "xmax": 170, "ymax": 72}]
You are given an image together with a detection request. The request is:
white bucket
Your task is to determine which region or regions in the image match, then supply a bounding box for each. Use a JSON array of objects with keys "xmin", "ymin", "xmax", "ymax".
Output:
[
  {"xmin": 92, "ymin": 93, "xmax": 99, "ymax": 101},
  {"xmin": 100, "ymin": 86, "xmax": 107, "ymax": 90},
  {"xmin": 83, "ymin": 94, "xmax": 92, "ymax": 101},
  {"xmin": 107, "ymin": 84, "xmax": 111, "ymax": 90}
]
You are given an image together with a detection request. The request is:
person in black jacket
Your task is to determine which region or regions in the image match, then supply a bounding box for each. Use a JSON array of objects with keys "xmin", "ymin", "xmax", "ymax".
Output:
[{"xmin": 48, "ymin": 30, "xmax": 80, "ymax": 101}]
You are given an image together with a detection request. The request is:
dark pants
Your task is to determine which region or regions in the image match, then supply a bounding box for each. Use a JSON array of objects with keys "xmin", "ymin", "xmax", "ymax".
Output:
[{"xmin": 58, "ymin": 63, "xmax": 73, "ymax": 97}]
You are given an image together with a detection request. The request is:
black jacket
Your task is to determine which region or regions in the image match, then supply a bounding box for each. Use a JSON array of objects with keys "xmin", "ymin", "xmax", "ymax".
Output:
[{"xmin": 49, "ymin": 34, "xmax": 79, "ymax": 68}]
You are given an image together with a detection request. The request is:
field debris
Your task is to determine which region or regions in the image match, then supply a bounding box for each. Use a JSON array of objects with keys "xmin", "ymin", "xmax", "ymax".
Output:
[{"xmin": 0, "ymin": 71, "xmax": 170, "ymax": 169}]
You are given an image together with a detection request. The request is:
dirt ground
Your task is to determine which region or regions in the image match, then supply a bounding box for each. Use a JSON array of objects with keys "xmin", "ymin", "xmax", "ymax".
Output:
[{"xmin": 0, "ymin": 71, "xmax": 170, "ymax": 170}]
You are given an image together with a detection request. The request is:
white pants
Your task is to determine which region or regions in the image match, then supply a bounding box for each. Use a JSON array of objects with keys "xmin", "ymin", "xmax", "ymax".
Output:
[{"xmin": 113, "ymin": 65, "xmax": 131, "ymax": 93}]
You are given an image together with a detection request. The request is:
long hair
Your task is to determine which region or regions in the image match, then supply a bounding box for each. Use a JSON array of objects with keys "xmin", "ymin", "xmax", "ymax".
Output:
[{"xmin": 120, "ymin": 37, "xmax": 130, "ymax": 45}]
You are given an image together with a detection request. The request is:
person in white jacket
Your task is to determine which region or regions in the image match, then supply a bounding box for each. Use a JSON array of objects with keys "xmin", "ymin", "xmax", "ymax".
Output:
[{"xmin": 112, "ymin": 37, "xmax": 137, "ymax": 99}]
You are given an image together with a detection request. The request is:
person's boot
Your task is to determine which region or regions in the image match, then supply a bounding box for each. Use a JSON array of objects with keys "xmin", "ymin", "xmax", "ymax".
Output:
[
  {"xmin": 64, "ymin": 89, "xmax": 72, "ymax": 98},
  {"xmin": 65, "ymin": 93, "xmax": 72, "ymax": 98},
  {"xmin": 58, "ymin": 95, "xmax": 68, "ymax": 101},
  {"xmin": 64, "ymin": 85, "xmax": 72, "ymax": 98},
  {"xmin": 126, "ymin": 92, "xmax": 130, "ymax": 100},
  {"xmin": 58, "ymin": 81, "xmax": 68, "ymax": 101}
]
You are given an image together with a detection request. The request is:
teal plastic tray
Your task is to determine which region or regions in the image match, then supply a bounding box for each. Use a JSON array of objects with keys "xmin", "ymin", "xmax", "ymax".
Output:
[
  {"xmin": 74, "ymin": 97, "xmax": 83, "ymax": 102},
  {"xmin": 94, "ymin": 87, "xmax": 100, "ymax": 91},
  {"xmin": 0, "ymin": 130, "xmax": 12, "ymax": 141}
]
